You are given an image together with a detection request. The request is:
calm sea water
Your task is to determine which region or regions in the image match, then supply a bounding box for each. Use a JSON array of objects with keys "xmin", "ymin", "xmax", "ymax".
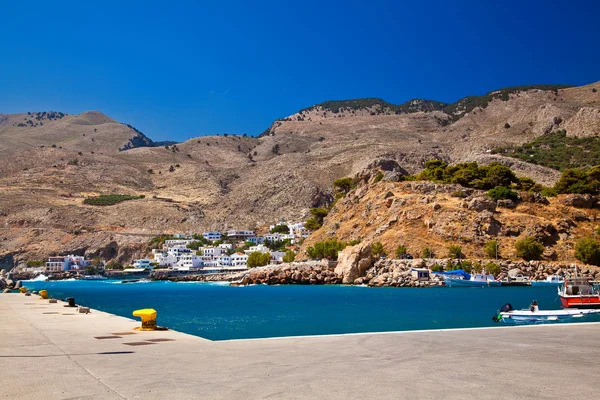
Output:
[{"xmin": 22, "ymin": 280, "xmax": 595, "ymax": 341}]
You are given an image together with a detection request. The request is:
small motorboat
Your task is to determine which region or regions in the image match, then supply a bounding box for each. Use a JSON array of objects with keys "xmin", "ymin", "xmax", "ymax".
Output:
[
  {"xmin": 531, "ymin": 274, "xmax": 564, "ymax": 287},
  {"xmin": 558, "ymin": 278, "xmax": 600, "ymax": 309},
  {"xmin": 492, "ymin": 301, "xmax": 600, "ymax": 323},
  {"xmin": 441, "ymin": 269, "xmax": 501, "ymax": 287},
  {"xmin": 121, "ymin": 279, "xmax": 140, "ymax": 284}
]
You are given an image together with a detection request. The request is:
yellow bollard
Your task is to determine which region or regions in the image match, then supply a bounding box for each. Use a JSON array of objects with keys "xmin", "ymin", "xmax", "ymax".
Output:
[
  {"xmin": 39, "ymin": 290, "xmax": 49, "ymax": 299},
  {"xmin": 132, "ymin": 308, "xmax": 157, "ymax": 331},
  {"xmin": 19, "ymin": 287, "xmax": 27, "ymax": 294}
]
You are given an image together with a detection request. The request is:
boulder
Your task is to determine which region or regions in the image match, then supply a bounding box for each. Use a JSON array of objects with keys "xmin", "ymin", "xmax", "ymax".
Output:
[
  {"xmin": 507, "ymin": 268, "xmax": 523, "ymax": 278},
  {"xmin": 497, "ymin": 199, "xmax": 516, "ymax": 209},
  {"xmin": 563, "ymin": 194, "xmax": 595, "ymax": 208},
  {"xmin": 0, "ymin": 279, "xmax": 5, "ymax": 290},
  {"xmin": 335, "ymin": 244, "xmax": 373, "ymax": 284},
  {"xmin": 14, "ymin": 280, "xmax": 22, "ymax": 289},
  {"xmin": 468, "ymin": 196, "xmax": 496, "ymax": 212}
]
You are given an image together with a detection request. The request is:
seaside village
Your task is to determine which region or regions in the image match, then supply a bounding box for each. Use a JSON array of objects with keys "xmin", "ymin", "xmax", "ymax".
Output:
[{"xmin": 25, "ymin": 222, "xmax": 311, "ymax": 277}]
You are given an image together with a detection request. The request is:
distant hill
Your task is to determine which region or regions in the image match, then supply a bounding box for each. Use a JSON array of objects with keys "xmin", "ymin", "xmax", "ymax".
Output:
[{"xmin": 0, "ymin": 80, "xmax": 599, "ymax": 265}]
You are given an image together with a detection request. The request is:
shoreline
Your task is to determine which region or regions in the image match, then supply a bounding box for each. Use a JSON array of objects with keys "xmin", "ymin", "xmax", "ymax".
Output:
[{"xmin": 3, "ymin": 292, "xmax": 600, "ymax": 399}]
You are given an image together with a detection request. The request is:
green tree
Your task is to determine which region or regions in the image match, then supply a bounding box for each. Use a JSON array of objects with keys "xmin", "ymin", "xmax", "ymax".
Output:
[
  {"xmin": 371, "ymin": 242, "xmax": 385, "ymax": 257},
  {"xmin": 484, "ymin": 240, "xmax": 500, "ymax": 259},
  {"xmin": 310, "ymin": 208, "xmax": 329, "ymax": 224},
  {"xmin": 395, "ymin": 244, "xmax": 407, "ymax": 258},
  {"xmin": 485, "ymin": 162, "xmax": 518, "ymax": 188},
  {"xmin": 447, "ymin": 245, "xmax": 463, "ymax": 259},
  {"xmin": 514, "ymin": 237, "xmax": 544, "ymax": 261},
  {"xmin": 306, "ymin": 239, "xmax": 347, "ymax": 260},
  {"xmin": 487, "ymin": 186, "xmax": 518, "ymax": 201},
  {"xmin": 304, "ymin": 217, "xmax": 322, "ymax": 231},
  {"xmin": 518, "ymin": 177, "xmax": 536, "ymax": 191},
  {"xmin": 422, "ymin": 247, "xmax": 434, "ymax": 258},
  {"xmin": 247, "ymin": 252, "xmax": 271, "ymax": 268},
  {"xmin": 282, "ymin": 250, "xmax": 296, "ymax": 263},
  {"xmin": 26, "ymin": 260, "xmax": 44, "ymax": 267},
  {"xmin": 485, "ymin": 262, "xmax": 501, "ymax": 276},
  {"xmin": 554, "ymin": 168, "xmax": 595, "ymax": 194},
  {"xmin": 574, "ymin": 237, "xmax": 600, "ymax": 266},
  {"xmin": 333, "ymin": 177, "xmax": 354, "ymax": 194},
  {"xmin": 270, "ymin": 224, "xmax": 290, "ymax": 234}
]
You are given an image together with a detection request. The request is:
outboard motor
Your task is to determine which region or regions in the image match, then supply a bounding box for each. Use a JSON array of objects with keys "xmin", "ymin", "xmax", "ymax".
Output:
[{"xmin": 492, "ymin": 303, "xmax": 513, "ymax": 322}]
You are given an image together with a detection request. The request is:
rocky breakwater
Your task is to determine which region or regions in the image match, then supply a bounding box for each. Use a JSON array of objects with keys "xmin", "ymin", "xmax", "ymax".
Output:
[
  {"xmin": 234, "ymin": 261, "xmax": 341, "ymax": 285},
  {"xmin": 153, "ymin": 271, "xmax": 248, "ymax": 283},
  {"xmin": 0, "ymin": 269, "xmax": 24, "ymax": 293},
  {"xmin": 358, "ymin": 259, "xmax": 443, "ymax": 287}
]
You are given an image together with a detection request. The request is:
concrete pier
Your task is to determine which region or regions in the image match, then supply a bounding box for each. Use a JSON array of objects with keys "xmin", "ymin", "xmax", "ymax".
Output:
[{"xmin": 1, "ymin": 293, "xmax": 600, "ymax": 400}]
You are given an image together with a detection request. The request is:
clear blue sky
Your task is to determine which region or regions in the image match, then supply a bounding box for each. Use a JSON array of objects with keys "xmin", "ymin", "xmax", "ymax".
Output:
[{"xmin": 1, "ymin": 0, "xmax": 599, "ymax": 141}]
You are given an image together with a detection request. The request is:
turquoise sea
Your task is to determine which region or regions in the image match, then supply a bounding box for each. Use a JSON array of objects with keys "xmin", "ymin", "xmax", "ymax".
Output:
[{"xmin": 22, "ymin": 280, "xmax": 598, "ymax": 341}]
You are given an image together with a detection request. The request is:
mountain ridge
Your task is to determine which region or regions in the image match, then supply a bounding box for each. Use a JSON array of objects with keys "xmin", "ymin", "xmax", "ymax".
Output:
[{"xmin": 0, "ymin": 80, "xmax": 599, "ymax": 265}]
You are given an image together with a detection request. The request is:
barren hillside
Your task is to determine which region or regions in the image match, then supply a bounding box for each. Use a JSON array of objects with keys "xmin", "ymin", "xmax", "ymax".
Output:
[{"xmin": 1, "ymin": 80, "xmax": 599, "ymax": 265}]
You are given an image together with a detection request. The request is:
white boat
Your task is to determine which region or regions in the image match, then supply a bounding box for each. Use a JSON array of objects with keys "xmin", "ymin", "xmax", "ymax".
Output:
[
  {"xmin": 531, "ymin": 274, "xmax": 564, "ymax": 287},
  {"xmin": 443, "ymin": 270, "xmax": 501, "ymax": 287},
  {"xmin": 80, "ymin": 275, "xmax": 107, "ymax": 280},
  {"xmin": 493, "ymin": 301, "xmax": 600, "ymax": 323}
]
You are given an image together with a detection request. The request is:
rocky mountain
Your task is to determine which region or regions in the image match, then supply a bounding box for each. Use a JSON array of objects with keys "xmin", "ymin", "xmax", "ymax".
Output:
[
  {"xmin": 299, "ymin": 164, "xmax": 599, "ymax": 264},
  {"xmin": 0, "ymin": 81, "xmax": 599, "ymax": 265}
]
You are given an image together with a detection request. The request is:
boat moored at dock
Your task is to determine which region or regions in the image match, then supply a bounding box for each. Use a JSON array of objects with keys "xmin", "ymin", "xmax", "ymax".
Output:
[
  {"xmin": 438, "ymin": 269, "xmax": 502, "ymax": 287},
  {"xmin": 531, "ymin": 275, "xmax": 564, "ymax": 287},
  {"xmin": 492, "ymin": 301, "xmax": 600, "ymax": 323},
  {"xmin": 558, "ymin": 278, "xmax": 600, "ymax": 309}
]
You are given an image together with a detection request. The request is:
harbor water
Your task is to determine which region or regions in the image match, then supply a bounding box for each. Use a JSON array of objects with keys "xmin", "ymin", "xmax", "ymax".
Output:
[{"xmin": 22, "ymin": 280, "xmax": 597, "ymax": 341}]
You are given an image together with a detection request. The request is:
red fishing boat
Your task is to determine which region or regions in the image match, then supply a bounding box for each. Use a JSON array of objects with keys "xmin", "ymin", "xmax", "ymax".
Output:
[{"xmin": 558, "ymin": 278, "xmax": 600, "ymax": 309}]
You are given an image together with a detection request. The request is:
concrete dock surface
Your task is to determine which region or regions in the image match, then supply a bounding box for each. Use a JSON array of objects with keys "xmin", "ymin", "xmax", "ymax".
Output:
[{"xmin": 2, "ymin": 293, "xmax": 600, "ymax": 400}]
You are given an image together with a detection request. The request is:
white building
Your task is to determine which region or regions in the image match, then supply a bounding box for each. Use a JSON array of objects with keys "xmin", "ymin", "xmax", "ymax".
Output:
[
  {"xmin": 264, "ymin": 233, "xmax": 295, "ymax": 243},
  {"xmin": 231, "ymin": 252, "xmax": 248, "ymax": 267},
  {"xmin": 45, "ymin": 255, "xmax": 91, "ymax": 272},
  {"xmin": 246, "ymin": 236, "xmax": 265, "ymax": 245},
  {"xmin": 173, "ymin": 254, "xmax": 203, "ymax": 271},
  {"xmin": 289, "ymin": 222, "xmax": 310, "ymax": 238},
  {"xmin": 203, "ymin": 246, "xmax": 227, "ymax": 258},
  {"xmin": 165, "ymin": 239, "xmax": 193, "ymax": 248},
  {"xmin": 245, "ymin": 244, "xmax": 270, "ymax": 255},
  {"xmin": 132, "ymin": 259, "xmax": 153, "ymax": 269},
  {"xmin": 202, "ymin": 232, "xmax": 222, "ymax": 241},
  {"xmin": 227, "ymin": 230, "xmax": 255, "ymax": 241}
]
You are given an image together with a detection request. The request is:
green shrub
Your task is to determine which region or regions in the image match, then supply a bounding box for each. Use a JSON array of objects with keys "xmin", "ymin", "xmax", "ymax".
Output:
[
  {"xmin": 371, "ymin": 242, "xmax": 385, "ymax": 257},
  {"xmin": 373, "ymin": 172, "xmax": 384, "ymax": 183},
  {"xmin": 416, "ymin": 160, "xmax": 520, "ymax": 190},
  {"xmin": 83, "ymin": 194, "xmax": 144, "ymax": 206},
  {"xmin": 282, "ymin": 250, "xmax": 296, "ymax": 263},
  {"xmin": 395, "ymin": 244, "xmax": 407, "ymax": 258},
  {"xmin": 333, "ymin": 177, "xmax": 355, "ymax": 194},
  {"xmin": 484, "ymin": 240, "xmax": 500, "ymax": 259},
  {"xmin": 422, "ymin": 247, "xmax": 435, "ymax": 258},
  {"xmin": 305, "ymin": 217, "xmax": 322, "ymax": 231},
  {"xmin": 515, "ymin": 237, "xmax": 544, "ymax": 261},
  {"xmin": 487, "ymin": 186, "xmax": 518, "ymax": 201},
  {"xmin": 306, "ymin": 239, "xmax": 347, "ymax": 260},
  {"xmin": 270, "ymin": 224, "xmax": 290, "ymax": 234},
  {"xmin": 574, "ymin": 237, "xmax": 600, "ymax": 266},
  {"xmin": 431, "ymin": 264, "xmax": 443, "ymax": 272},
  {"xmin": 447, "ymin": 245, "xmax": 463, "ymax": 259},
  {"xmin": 485, "ymin": 262, "xmax": 501, "ymax": 276},
  {"xmin": 247, "ymin": 252, "xmax": 271, "ymax": 268},
  {"xmin": 459, "ymin": 260, "xmax": 473, "ymax": 273},
  {"xmin": 491, "ymin": 130, "xmax": 600, "ymax": 172},
  {"xmin": 348, "ymin": 238, "xmax": 362, "ymax": 246},
  {"xmin": 26, "ymin": 260, "xmax": 44, "ymax": 267}
]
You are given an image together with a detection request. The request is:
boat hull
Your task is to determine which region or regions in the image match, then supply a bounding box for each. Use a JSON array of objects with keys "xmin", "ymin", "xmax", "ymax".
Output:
[
  {"xmin": 559, "ymin": 296, "xmax": 600, "ymax": 309},
  {"xmin": 501, "ymin": 309, "xmax": 600, "ymax": 323},
  {"xmin": 444, "ymin": 278, "xmax": 501, "ymax": 287},
  {"xmin": 531, "ymin": 281, "xmax": 564, "ymax": 287}
]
